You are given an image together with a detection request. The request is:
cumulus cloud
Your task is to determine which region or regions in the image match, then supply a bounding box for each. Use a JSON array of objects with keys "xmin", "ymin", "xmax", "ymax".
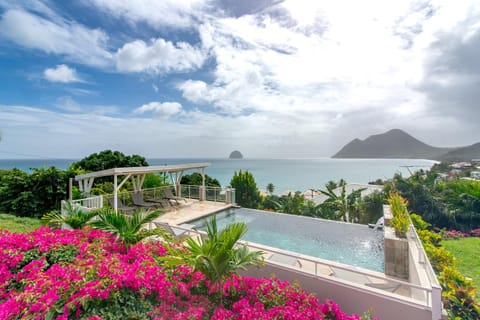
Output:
[
  {"xmin": 115, "ymin": 38, "xmax": 205, "ymax": 73},
  {"xmin": 2, "ymin": 0, "xmax": 480, "ymax": 159},
  {"xmin": 416, "ymin": 3, "xmax": 480, "ymax": 123},
  {"xmin": 0, "ymin": 9, "xmax": 112, "ymax": 67},
  {"xmin": 84, "ymin": 0, "xmax": 206, "ymax": 29},
  {"xmin": 44, "ymin": 64, "xmax": 82, "ymax": 83},
  {"xmin": 134, "ymin": 101, "xmax": 182, "ymax": 117}
]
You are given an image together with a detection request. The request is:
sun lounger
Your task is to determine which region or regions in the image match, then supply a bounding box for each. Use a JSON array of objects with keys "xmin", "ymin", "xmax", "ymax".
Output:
[
  {"xmin": 108, "ymin": 197, "xmax": 135, "ymax": 213},
  {"xmin": 154, "ymin": 222, "xmax": 193, "ymax": 240},
  {"xmin": 144, "ymin": 196, "xmax": 172, "ymax": 209},
  {"xmin": 163, "ymin": 188, "xmax": 187, "ymax": 204},
  {"xmin": 268, "ymin": 253, "xmax": 302, "ymax": 267},
  {"xmin": 131, "ymin": 192, "xmax": 159, "ymax": 208},
  {"xmin": 368, "ymin": 217, "xmax": 384, "ymax": 230}
]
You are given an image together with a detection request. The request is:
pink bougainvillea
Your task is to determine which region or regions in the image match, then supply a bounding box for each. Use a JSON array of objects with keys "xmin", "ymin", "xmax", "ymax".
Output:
[
  {"xmin": 442, "ymin": 229, "xmax": 470, "ymax": 240},
  {"xmin": 0, "ymin": 227, "xmax": 374, "ymax": 319},
  {"xmin": 470, "ymin": 228, "xmax": 480, "ymax": 237}
]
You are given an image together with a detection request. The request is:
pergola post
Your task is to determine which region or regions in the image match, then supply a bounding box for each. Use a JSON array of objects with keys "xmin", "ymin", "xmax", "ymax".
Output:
[
  {"xmin": 113, "ymin": 174, "xmax": 118, "ymax": 213},
  {"xmin": 200, "ymin": 168, "xmax": 206, "ymax": 201},
  {"xmin": 169, "ymin": 170, "xmax": 185, "ymax": 197}
]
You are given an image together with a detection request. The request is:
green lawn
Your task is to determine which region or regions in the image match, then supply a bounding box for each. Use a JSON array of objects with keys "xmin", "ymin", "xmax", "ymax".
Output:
[
  {"xmin": 443, "ymin": 237, "xmax": 480, "ymax": 298},
  {"xmin": 0, "ymin": 213, "xmax": 43, "ymax": 233}
]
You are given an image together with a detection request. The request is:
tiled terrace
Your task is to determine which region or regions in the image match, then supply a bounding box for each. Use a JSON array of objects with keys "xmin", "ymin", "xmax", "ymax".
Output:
[{"xmin": 154, "ymin": 199, "xmax": 232, "ymax": 225}]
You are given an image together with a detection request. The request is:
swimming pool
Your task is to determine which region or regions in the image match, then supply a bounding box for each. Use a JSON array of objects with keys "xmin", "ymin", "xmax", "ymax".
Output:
[{"xmin": 190, "ymin": 208, "xmax": 384, "ymax": 272}]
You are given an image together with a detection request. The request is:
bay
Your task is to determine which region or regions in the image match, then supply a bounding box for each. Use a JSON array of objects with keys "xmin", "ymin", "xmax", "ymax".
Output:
[{"xmin": 0, "ymin": 158, "xmax": 436, "ymax": 193}]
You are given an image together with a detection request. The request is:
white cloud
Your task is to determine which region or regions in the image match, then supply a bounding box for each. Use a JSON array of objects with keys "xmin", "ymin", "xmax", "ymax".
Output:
[
  {"xmin": 55, "ymin": 96, "xmax": 82, "ymax": 112},
  {"xmin": 1, "ymin": 1, "xmax": 479, "ymax": 159},
  {"xmin": 134, "ymin": 101, "xmax": 182, "ymax": 117},
  {"xmin": 44, "ymin": 64, "xmax": 82, "ymax": 83},
  {"xmin": 0, "ymin": 9, "xmax": 112, "ymax": 67},
  {"xmin": 115, "ymin": 38, "xmax": 206, "ymax": 73},
  {"xmin": 84, "ymin": 0, "xmax": 206, "ymax": 29}
]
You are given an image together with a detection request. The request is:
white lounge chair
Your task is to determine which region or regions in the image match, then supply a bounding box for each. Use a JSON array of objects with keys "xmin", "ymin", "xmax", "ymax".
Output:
[
  {"xmin": 163, "ymin": 188, "xmax": 187, "ymax": 204},
  {"xmin": 268, "ymin": 253, "xmax": 302, "ymax": 267},
  {"xmin": 154, "ymin": 222, "xmax": 194, "ymax": 240},
  {"xmin": 368, "ymin": 217, "xmax": 384, "ymax": 230}
]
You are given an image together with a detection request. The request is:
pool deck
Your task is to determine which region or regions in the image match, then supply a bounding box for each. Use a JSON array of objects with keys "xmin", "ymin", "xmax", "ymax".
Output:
[{"xmin": 153, "ymin": 199, "xmax": 232, "ymax": 226}]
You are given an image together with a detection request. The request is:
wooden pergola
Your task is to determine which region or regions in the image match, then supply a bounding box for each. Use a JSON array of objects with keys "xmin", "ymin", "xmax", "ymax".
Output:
[{"xmin": 74, "ymin": 163, "xmax": 210, "ymax": 212}]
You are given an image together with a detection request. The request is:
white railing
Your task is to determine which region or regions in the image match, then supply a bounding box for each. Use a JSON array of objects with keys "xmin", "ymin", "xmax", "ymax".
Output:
[
  {"xmin": 70, "ymin": 195, "xmax": 103, "ymax": 210},
  {"xmin": 408, "ymin": 224, "xmax": 443, "ymax": 320},
  {"xmin": 99, "ymin": 185, "xmax": 234, "ymax": 206}
]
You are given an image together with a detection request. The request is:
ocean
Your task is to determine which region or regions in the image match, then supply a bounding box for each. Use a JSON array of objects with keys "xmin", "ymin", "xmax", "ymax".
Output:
[{"xmin": 0, "ymin": 158, "xmax": 436, "ymax": 193}]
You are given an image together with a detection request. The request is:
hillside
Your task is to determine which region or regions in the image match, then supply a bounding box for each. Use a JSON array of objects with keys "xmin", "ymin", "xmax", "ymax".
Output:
[
  {"xmin": 332, "ymin": 129, "xmax": 456, "ymax": 160},
  {"xmin": 438, "ymin": 143, "xmax": 480, "ymax": 161}
]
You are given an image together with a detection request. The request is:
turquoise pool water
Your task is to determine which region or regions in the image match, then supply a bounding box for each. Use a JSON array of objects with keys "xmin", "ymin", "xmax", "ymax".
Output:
[{"xmin": 190, "ymin": 208, "xmax": 384, "ymax": 272}]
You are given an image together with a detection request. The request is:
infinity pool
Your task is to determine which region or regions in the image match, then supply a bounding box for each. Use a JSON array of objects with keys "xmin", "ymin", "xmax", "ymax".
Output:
[{"xmin": 190, "ymin": 208, "xmax": 384, "ymax": 272}]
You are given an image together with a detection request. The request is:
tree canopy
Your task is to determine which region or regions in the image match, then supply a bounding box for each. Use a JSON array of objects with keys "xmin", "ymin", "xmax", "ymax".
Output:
[
  {"xmin": 230, "ymin": 170, "xmax": 261, "ymax": 208},
  {"xmin": 69, "ymin": 150, "xmax": 148, "ymax": 172},
  {"xmin": 181, "ymin": 172, "xmax": 220, "ymax": 187}
]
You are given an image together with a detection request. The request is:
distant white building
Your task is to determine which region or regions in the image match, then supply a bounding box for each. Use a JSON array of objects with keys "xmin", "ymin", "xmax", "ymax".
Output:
[
  {"xmin": 311, "ymin": 183, "xmax": 384, "ymax": 205},
  {"xmin": 471, "ymin": 172, "xmax": 480, "ymax": 180}
]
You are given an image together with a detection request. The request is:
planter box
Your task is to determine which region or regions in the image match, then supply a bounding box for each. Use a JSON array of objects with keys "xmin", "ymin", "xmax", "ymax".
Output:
[
  {"xmin": 384, "ymin": 226, "xmax": 409, "ymax": 280},
  {"xmin": 383, "ymin": 204, "xmax": 393, "ymax": 226}
]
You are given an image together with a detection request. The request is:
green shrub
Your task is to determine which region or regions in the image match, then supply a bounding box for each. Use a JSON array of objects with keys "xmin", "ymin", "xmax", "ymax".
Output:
[
  {"xmin": 417, "ymin": 229, "xmax": 442, "ymax": 247},
  {"xmin": 388, "ymin": 192, "xmax": 410, "ymax": 238},
  {"xmin": 411, "ymin": 213, "xmax": 431, "ymax": 230},
  {"xmin": 390, "ymin": 213, "xmax": 410, "ymax": 238},
  {"xmin": 439, "ymin": 267, "xmax": 480, "ymax": 320},
  {"xmin": 424, "ymin": 242, "xmax": 454, "ymax": 273}
]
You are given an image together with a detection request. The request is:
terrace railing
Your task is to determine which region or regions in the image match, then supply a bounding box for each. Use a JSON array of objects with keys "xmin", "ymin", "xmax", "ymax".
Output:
[
  {"xmin": 408, "ymin": 224, "xmax": 442, "ymax": 320},
  {"xmin": 98, "ymin": 185, "xmax": 235, "ymax": 207},
  {"xmin": 168, "ymin": 223, "xmax": 441, "ymax": 319},
  {"xmin": 67, "ymin": 195, "xmax": 103, "ymax": 211}
]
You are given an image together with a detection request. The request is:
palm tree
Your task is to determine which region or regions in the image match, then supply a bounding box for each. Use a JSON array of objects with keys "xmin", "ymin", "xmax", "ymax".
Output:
[
  {"xmin": 161, "ymin": 216, "xmax": 263, "ymax": 303},
  {"xmin": 88, "ymin": 208, "xmax": 162, "ymax": 248},
  {"xmin": 266, "ymin": 183, "xmax": 275, "ymax": 196},
  {"xmin": 318, "ymin": 184, "xmax": 365, "ymax": 222},
  {"xmin": 42, "ymin": 201, "xmax": 97, "ymax": 229}
]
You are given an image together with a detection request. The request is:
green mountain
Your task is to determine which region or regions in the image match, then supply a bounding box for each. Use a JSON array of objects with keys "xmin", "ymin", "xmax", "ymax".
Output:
[
  {"xmin": 438, "ymin": 143, "xmax": 480, "ymax": 161},
  {"xmin": 332, "ymin": 129, "xmax": 470, "ymax": 160}
]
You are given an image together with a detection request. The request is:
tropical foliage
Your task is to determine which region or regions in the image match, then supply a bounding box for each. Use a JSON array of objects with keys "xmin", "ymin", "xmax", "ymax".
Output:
[
  {"xmin": 0, "ymin": 167, "xmax": 69, "ymax": 218},
  {"xmin": 230, "ymin": 170, "xmax": 261, "ymax": 208},
  {"xmin": 0, "ymin": 227, "xmax": 371, "ymax": 319},
  {"xmin": 89, "ymin": 208, "xmax": 162, "ymax": 248},
  {"xmin": 161, "ymin": 216, "xmax": 264, "ymax": 304},
  {"xmin": 42, "ymin": 201, "xmax": 98, "ymax": 229},
  {"xmin": 318, "ymin": 181, "xmax": 365, "ymax": 222},
  {"xmin": 257, "ymin": 180, "xmax": 384, "ymax": 225},
  {"xmin": 0, "ymin": 150, "xmax": 151, "ymax": 218},
  {"xmin": 181, "ymin": 172, "xmax": 221, "ymax": 187},
  {"xmin": 414, "ymin": 214, "xmax": 479, "ymax": 319},
  {"xmin": 386, "ymin": 170, "xmax": 480, "ymax": 231},
  {"xmin": 69, "ymin": 150, "xmax": 148, "ymax": 172},
  {"xmin": 388, "ymin": 192, "xmax": 410, "ymax": 238}
]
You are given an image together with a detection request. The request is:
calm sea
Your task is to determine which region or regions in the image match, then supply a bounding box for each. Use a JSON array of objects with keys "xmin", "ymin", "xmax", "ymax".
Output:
[{"xmin": 0, "ymin": 158, "xmax": 436, "ymax": 193}]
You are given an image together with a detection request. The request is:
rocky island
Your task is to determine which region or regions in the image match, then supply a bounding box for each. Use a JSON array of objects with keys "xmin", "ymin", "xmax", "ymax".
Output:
[{"xmin": 229, "ymin": 150, "xmax": 243, "ymax": 159}]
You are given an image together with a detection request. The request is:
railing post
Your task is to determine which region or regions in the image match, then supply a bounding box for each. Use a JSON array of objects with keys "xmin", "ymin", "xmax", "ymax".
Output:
[{"xmin": 431, "ymin": 284, "xmax": 442, "ymax": 320}]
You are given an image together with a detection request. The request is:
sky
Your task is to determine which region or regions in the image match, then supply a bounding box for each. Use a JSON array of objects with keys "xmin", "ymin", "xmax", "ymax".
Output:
[{"xmin": 0, "ymin": 0, "xmax": 479, "ymax": 159}]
